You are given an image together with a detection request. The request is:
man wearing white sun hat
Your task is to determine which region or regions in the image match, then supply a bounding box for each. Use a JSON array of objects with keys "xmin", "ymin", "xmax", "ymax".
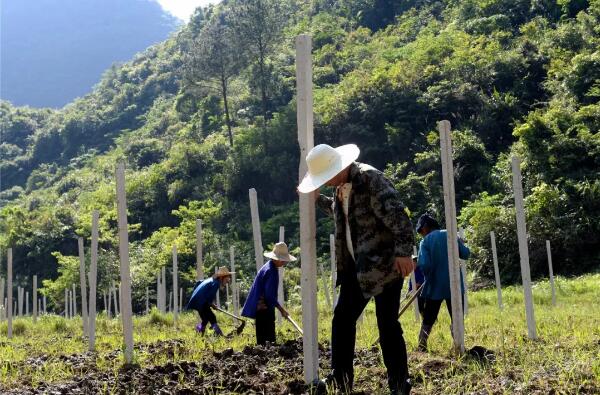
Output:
[{"xmin": 298, "ymin": 143, "xmax": 415, "ymax": 395}]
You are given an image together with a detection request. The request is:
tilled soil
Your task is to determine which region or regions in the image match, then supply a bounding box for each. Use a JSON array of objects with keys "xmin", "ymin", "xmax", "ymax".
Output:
[
  {"xmin": 3, "ymin": 339, "xmax": 598, "ymax": 394},
  {"xmin": 3, "ymin": 339, "xmax": 359, "ymax": 395}
]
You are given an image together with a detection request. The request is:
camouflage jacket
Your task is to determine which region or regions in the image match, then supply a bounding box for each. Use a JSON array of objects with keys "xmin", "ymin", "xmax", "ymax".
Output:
[{"xmin": 317, "ymin": 162, "xmax": 414, "ymax": 298}]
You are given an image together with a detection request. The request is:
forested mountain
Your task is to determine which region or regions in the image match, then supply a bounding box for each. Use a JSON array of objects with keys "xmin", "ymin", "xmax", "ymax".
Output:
[
  {"xmin": 0, "ymin": 0, "xmax": 181, "ymax": 108},
  {"xmin": 1, "ymin": 0, "xmax": 599, "ymax": 311}
]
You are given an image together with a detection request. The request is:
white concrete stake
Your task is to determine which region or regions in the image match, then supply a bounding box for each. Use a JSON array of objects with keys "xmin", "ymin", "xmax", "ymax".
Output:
[
  {"xmin": 296, "ymin": 34, "xmax": 319, "ymax": 383},
  {"xmin": 0, "ymin": 277, "xmax": 4, "ymax": 322},
  {"xmin": 156, "ymin": 274, "xmax": 161, "ymax": 312},
  {"xmin": 169, "ymin": 291, "xmax": 172, "ymax": 312},
  {"xmin": 277, "ymin": 226, "xmax": 285, "ymax": 324},
  {"xmin": 107, "ymin": 288, "xmax": 112, "ymax": 319},
  {"xmin": 18, "ymin": 287, "xmax": 23, "ymax": 317},
  {"xmin": 43, "ymin": 294, "xmax": 47, "ymax": 315},
  {"xmin": 196, "ymin": 219, "xmax": 204, "ymax": 281},
  {"xmin": 546, "ymin": 240, "xmax": 556, "ymax": 306},
  {"xmin": 7, "ymin": 249, "xmax": 12, "ymax": 338},
  {"xmin": 438, "ymin": 120, "xmax": 465, "ymax": 353},
  {"xmin": 511, "ymin": 156, "xmax": 537, "ymax": 339},
  {"xmin": 172, "ymin": 245, "xmax": 178, "ymax": 325},
  {"xmin": 490, "ymin": 231, "xmax": 503, "ymax": 309},
  {"xmin": 78, "ymin": 237, "xmax": 89, "ymax": 336},
  {"xmin": 161, "ymin": 267, "xmax": 167, "ymax": 313},
  {"xmin": 458, "ymin": 228, "xmax": 469, "ymax": 316},
  {"xmin": 179, "ymin": 288, "xmax": 183, "ymax": 313},
  {"xmin": 229, "ymin": 246, "xmax": 239, "ymax": 316},
  {"xmin": 249, "ymin": 188, "xmax": 264, "ymax": 272},
  {"xmin": 116, "ymin": 163, "xmax": 134, "ymax": 363},
  {"xmin": 65, "ymin": 288, "xmax": 69, "ymax": 319},
  {"xmin": 319, "ymin": 260, "xmax": 332, "ymax": 310},
  {"xmin": 26, "ymin": 291, "xmax": 29, "ymax": 316},
  {"xmin": 33, "ymin": 275, "xmax": 38, "ymax": 322},
  {"xmin": 411, "ymin": 246, "xmax": 420, "ymax": 321},
  {"xmin": 89, "ymin": 210, "xmax": 99, "ymax": 351},
  {"xmin": 72, "ymin": 283, "xmax": 77, "ymax": 316}
]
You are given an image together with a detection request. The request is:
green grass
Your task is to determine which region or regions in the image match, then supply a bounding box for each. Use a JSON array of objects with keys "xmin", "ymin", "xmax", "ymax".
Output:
[{"xmin": 0, "ymin": 274, "xmax": 599, "ymax": 394}]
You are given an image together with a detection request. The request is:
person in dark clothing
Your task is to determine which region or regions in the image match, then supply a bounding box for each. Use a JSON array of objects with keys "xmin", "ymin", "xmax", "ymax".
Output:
[
  {"xmin": 186, "ymin": 266, "xmax": 233, "ymax": 336},
  {"xmin": 299, "ymin": 144, "xmax": 415, "ymax": 395},
  {"xmin": 415, "ymin": 214, "xmax": 470, "ymax": 351},
  {"xmin": 241, "ymin": 242, "xmax": 294, "ymax": 345}
]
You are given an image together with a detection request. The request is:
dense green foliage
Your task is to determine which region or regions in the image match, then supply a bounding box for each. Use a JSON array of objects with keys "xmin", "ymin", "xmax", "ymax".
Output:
[{"xmin": 1, "ymin": 0, "xmax": 599, "ymax": 311}]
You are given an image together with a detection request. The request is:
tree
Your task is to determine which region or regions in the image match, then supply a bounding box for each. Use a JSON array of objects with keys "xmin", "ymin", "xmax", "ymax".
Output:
[
  {"xmin": 183, "ymin": 11, "xmax": 244, "ymax": 146},
  {"xmin": 230, "ymin": 0, "xmax": 286, "ymax": 127}
]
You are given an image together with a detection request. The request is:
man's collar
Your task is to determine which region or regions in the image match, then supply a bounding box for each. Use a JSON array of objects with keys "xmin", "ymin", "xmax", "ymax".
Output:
[{"xmin": 348, "ymin": 162, "xmax": 361, "ymax": 184}]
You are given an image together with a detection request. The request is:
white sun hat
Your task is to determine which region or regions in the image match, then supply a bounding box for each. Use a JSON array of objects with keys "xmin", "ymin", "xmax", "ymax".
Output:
[
  {"xmin": 264, "ymin": 242, "xmax": 297, "ymax": 262},
  {"xmin": 298, "ymin": 143, "xmax": 360, "ymax": 193}
]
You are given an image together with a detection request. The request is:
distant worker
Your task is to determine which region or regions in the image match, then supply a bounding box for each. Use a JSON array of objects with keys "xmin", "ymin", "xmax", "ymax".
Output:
[
  {"xmin": 241, "ymin": 242, "xmax": 294, "ymax": 345},
  {"xmin": 186, "ymin": 266, "xmax": 233, "ymax": 336},
  {"xmin": 299, "ymin": 143, "xmax": 415, "ymax": 395},
  {"xmin": 415, "ymin": 214, "xmax": 470, "ymax": 351}
]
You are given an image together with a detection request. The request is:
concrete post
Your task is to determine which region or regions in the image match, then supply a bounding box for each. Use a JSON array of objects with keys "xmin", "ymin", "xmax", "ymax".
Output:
[
  {"xmin": 546, "ymin": 240, "xmax": 556, "ymax": 306},
  {"xmin": 511, "ymin": 156, "xmax": 537, "ymax": 339},
  {"xmin": 490, "ymin": 231, "xmax": 503, "ymax": 309},
  {"xmin": 439, "ymin": 120, "xmax": 465, "ymax": 353},
  {"xmin": 89, "ymin": 210, "xmax": 99, "ymax": 351},
  {"xmin": 249, "ymin": 188, "xmax": 264, "ymax": 272},
  {"xmin": 296, "ymin": 34, "xmax": 319, "ymax": 383}
]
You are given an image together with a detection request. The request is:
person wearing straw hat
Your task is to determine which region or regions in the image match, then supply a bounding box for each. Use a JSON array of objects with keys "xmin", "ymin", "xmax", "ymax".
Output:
[
  {"xmin": 186, "ymin": 266, "xmax": 233, "ymax": 336},
  {"xmin": 241, "ymin": 242, "xmax": 295, "ymax": 345},
  {"xmin": 298, "ymin": 144, "xmax": 415, "ymax": 395}
]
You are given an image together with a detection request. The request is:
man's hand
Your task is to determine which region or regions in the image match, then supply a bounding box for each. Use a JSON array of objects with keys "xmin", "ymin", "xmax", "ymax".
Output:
[
  {"xmin": 278, "ymin": 306, "xmax": 289, "ymax": 319},
  {"xmin": 394, "ymin": 256, "xmax": 415, "ymax": 278}
]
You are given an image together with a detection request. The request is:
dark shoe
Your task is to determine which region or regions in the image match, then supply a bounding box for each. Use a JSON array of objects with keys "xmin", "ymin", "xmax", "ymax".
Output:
[{"xmin": 390, "ymin": 379, "xmax": 411, "ymax": 395}]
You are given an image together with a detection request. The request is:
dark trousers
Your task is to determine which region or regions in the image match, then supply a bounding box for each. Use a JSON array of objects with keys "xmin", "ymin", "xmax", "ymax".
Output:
[
  {"xmin": 255, "ymin": 308, "xmax": 276, "ymax": 345},
  {"xmin": 198, "ymin": 304, "xmax": 217, "ymax": 326},
  {"xmin": 332, "ymin": 273, "xmax": 408, "ymax": 389},
  {"xmin": 417, "ymin": 297, "xmax": 425, "ymax": 319},
  {"xmin": 422, "ymin": 298, "xmax": 452, "ymax": 327}
]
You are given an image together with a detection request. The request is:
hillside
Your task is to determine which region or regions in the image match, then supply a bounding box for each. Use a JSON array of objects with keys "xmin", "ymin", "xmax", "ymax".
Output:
[
  {"xmin": 0, "ymin": 0, "xmax": 181, "ymax": 108},
  {"xmin": 0, "ymin": 0, "xmax": 599, "ymax": 311}
]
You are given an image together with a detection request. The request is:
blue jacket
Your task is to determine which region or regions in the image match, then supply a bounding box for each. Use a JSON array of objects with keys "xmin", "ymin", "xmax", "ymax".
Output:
[
  {"xmin": 417, "ymin": 229, "xmax": 470, "ymax": 300},
  {"xmin": 186, "ymin": 277, "xmax": 219, "ymax": 311},
  {"xmin": 241, "ymin": 260, "xmax": 280, "ymax": 319}
]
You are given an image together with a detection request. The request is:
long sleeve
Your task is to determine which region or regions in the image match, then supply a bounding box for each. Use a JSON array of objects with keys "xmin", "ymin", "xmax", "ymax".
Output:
[
  {"xmin": 458, "ymin": 239, "xmax": 470, "ymax": 260},
  {"xmin": 368, "ymin": 171, "xmax": 414, "ymax": 257},
  {"xmin": 417, "ymin": 238, "xmax": 433, "ymax": 276},
  {"xmin": 263, "ymin": 268, "xmax": 280, "ymax": 309},
  {"xmin": 317, "ymin": 194, "xmax": 334, "ymax": 217}
]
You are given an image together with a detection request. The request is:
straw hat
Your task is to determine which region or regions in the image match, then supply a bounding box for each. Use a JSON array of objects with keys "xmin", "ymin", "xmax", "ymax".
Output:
[
  {"xmin": 298, "ymin": 144, "xmax": 360, "ymax": 193},
  {"xmin": 214, "ymin": 266, "xmax": 234, "ymax": 278},
  {"xmin": 263, "ymin": 242, "xmax": 297, "ymax": 262}
]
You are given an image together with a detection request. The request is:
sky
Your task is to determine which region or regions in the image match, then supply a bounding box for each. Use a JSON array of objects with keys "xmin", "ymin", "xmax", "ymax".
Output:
[{"xmin": 155, "ymin": 0, "xmax": 219, "ymax": 21}]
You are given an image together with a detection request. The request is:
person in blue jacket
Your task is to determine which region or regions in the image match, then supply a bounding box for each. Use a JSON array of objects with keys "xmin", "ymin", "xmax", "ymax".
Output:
[
  {"xmin": 186, "ymin": 266, "xmax": 233, "ymax": 336},
  {"xmin": 241, "ymin": 242, "xmax": 294, "ymax": 345},
  {"xmin": 415, "ymin": 214, "xmax": 470, "ymax": 351}
]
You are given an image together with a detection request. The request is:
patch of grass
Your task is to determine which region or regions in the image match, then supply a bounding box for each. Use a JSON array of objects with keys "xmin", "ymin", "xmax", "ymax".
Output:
[
  {"xmin": 0, "ymin": 274, "xmax": 598, "ymax": 393},
  {"xmin": 12, "ymin": 320, "xmax": 28, "ymax": 336},
  {"xmin": 148, "ymin": 308, "xmax": 172, "ymax": 326}
]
